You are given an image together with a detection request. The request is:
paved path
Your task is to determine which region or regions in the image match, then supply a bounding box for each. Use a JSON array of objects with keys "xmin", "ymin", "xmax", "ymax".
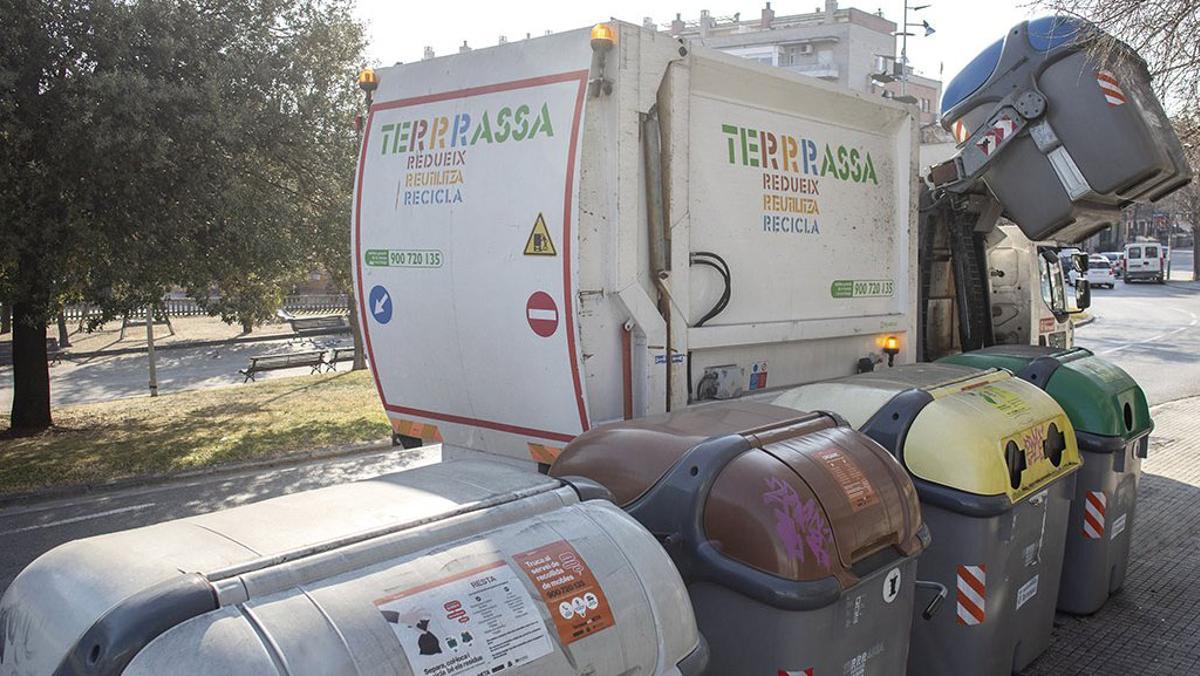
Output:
[{"xmin": 0, "ymin": 334, "xmax": 353, "ymax": 410}]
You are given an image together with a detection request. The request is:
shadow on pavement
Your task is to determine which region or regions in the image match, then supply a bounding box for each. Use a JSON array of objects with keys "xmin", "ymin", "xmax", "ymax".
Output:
[{"xmin": 1021, "ymin": 469, "xmax": 1200, "ymax": 674}]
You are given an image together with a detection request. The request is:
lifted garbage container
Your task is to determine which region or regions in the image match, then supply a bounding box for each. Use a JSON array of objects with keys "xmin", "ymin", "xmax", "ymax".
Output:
[
  {"xmin": 775, "ymin": 364, "xmax": 1081, "ymax": 676},
  {"xmin": 941, "ymin": 345, "xmax": 1152, "ymax": 614},
  {"xmin": 937, "ymin": 16, "xmax": 1191, "ymax": 243},
  {"xmin": 0, "ymin": 461, "xmax": 705, "ymax": 676},
  {"xmin": 551, "ymin": 402, "xmax": 930, "ymax": 676}
]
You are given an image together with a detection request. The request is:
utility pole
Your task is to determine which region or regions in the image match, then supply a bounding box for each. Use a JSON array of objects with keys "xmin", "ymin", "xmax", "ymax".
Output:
[
  {"xmin": 145, "ymin": 305, "xmax": 159, "ymax": 397},
  {"xmin": 901, "ymin": 2, "xmax": 909, "ymax": 97},
  {"xmin": 899, "ymin": 2, "xmax": 933, "ymax": 99},
  {"xmin": 348, "ymin": 67, "xmax": 380, "ymax": 373}
]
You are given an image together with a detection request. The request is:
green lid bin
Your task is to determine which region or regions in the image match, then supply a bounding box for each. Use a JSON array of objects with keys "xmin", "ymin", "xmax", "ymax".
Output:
[{"xmin": 941, "ymin": 345, "xmax": 1152, "ymax": 615}]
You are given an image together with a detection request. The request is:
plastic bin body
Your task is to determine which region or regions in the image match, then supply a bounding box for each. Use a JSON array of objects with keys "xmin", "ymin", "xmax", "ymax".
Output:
[
  {"xmin": 551, "ymin": 402, "xmax": 927, "ymax": 676},
  {"xmin": 941, "ymin": 345, "xmax": 1152, "ymax": 614},
  {"xmin": 940, "ymin": 17, "xmax": 1191, "ymax": 243},
  {"xmin": 774, "ymin": 364, "xmax": 1081, "ymax": 675},
  {"xmin": 688, "ymin": 558, "xmax": 919, "ymax": 675},
  {"xmin": 912, "ymin": 479, "xmax": 1073, "ymax": 675},
  {"xmin": 0, "ymin": 461, "xmax": 704, "ymax": 676}
]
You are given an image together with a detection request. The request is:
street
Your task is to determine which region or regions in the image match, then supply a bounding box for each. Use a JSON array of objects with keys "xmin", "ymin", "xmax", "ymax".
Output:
[
  {"xmin": 0, "ymin": 445, "xmax": 438, "ymax": 592},
  {"xmin": 1075, "ymin": 278, "xmax": 1200, "ymax": 404}
]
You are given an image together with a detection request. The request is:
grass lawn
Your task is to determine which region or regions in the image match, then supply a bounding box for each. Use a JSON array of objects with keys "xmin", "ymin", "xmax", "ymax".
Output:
[{"xmin": 0, "ymin": 370, "xmax": 390, "ymax": 496}]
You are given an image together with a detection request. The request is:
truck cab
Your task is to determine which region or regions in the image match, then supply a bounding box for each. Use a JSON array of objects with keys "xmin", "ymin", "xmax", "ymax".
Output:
[{"xmin": 988, "ymin": 225, "xmax": 1075, "ymax": 349}]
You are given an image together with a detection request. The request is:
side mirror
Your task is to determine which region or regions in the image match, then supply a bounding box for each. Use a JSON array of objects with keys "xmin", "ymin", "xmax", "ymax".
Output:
[
  {"xmin": 1070, "ymin": 253, "xmax": 1090, "ymax": 311},
  {"xmin": 1071, "ymin": 252, "xmax": 1089, "ymax": 274},
  {"xmin": 1073, "ymin": 279, "xmax": 1091, "ymax": 312}
]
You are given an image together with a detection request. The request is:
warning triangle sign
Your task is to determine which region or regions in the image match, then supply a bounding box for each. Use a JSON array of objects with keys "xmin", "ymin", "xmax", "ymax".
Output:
[{"xmin": 523, "ymin": 213, "xmax": 557, "ymax": 256}]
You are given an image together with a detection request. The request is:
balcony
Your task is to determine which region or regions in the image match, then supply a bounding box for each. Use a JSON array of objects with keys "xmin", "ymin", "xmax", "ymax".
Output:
[{"xmin": 784, "ymin": 63, "xmax": 840, "ymax": 80}]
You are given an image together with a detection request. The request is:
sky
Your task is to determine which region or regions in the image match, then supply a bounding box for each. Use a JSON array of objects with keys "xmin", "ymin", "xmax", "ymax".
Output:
[{"xmin": 353, "ymin": 0, "xmax": 1041, "ymax": 86}]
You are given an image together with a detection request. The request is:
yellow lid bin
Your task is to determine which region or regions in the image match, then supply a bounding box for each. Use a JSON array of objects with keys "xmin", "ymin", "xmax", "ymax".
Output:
[{"xmin": 774, "ymin": 364, "xmax": 1080, "ymax": 676}]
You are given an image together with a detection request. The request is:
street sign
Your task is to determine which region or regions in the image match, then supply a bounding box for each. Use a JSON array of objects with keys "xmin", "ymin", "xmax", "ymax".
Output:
[{"xmin": 370, "ymin": 285, "xmax": 393, "ymax": 325}]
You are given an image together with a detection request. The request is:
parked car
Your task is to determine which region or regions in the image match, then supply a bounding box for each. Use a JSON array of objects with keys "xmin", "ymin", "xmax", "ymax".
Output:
[
  {"xmin": 1100, "ymin": 251, "xmax": 1124, "ymax": 277},
  {"xmin": 1124, "ymin": 242, "xmax": 1166, "ymax": 284},
  {"xmin": 1087, "ymin": 255, "xmax": 1116, "ymax": 288}
]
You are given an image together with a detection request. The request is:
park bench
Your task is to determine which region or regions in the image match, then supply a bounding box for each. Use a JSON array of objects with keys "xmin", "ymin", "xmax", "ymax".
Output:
[
  {"xmin": 0, "ymin": 338, "xmax": 64, "ymax": 366},
  {"xmin": 46, "ymin": 338, "xmax": 65, "ymax": 366},
  {"xmin": 238, "ymin": 351, "xmax": 326, "ymax": 383},
  {"xmin": 288, "ymin": 315, "xmax": 349, "ymax": 339},
  {"xmin": 324, "ymin": 346, "xmax": 358, "ymax": 371}
]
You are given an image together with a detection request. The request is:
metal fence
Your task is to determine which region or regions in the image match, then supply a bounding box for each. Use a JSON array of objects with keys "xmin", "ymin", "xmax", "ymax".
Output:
[{"xmin": 63, "ymin": 294, "xmax": 350, "ymax": 322}]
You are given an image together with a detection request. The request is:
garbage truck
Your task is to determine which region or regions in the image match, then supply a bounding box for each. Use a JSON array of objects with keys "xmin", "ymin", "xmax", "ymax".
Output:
[
  {"xmin": 354, "ymin": 20, "xmax": 922, "ymax": 465},
  {"xmin": 921, "ymin": 15, "xmax": 1190, "ymax": 358},
  {"xmin": 0, "ymin": 14, "xmax": 1191, "ymax": 676},
  {"xmin": 918, "ymin": 146, "xmax": 1077, "ymax": 354}
]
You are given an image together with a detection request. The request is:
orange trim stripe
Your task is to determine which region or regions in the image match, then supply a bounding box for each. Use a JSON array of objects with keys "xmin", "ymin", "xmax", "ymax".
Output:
[
  {"xmin": 528, "ymin": 443, "xmax": 562, "ymax": 464},
  {"xmin": 390, "ymin": 417, "xmax": 444, "ymax": 442}
]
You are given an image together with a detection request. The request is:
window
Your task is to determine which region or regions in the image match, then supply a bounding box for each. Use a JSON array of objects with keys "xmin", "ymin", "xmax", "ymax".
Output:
[
  {"xmin": 1127, "ymin": 247, "xmax": 1142, "ymax": 259},
  {"xmin": 1144, "ymin": 246, "xmax": 1158, "ymax": 258}
]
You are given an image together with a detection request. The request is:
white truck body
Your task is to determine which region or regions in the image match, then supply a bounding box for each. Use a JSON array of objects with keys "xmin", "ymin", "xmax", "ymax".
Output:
[
  {"xmin": 354, "ymin": 22, "xmax": 918, "ymax": 463},
  {"xmin": 986, "ymin": 225, "xmax": 1074, "ymax": 349},
  {"xmin": 918, "ymin": 144, "xmax": 1073, "ymax": 355}
]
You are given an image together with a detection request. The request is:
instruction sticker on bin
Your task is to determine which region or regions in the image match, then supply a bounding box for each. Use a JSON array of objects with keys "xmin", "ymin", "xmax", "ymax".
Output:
[
  {"xmin": 374, "ymin": 560, "xmax": 553, "ymax": 675},
  {"xmin": 815, "ymin": 448, "xmax": 879, "ymax": 512},
  {"xmin": 514, "ymin": 539, "xmax": 616, "ymax": 645},
  {"xmin": 962, "ymin": 382, "xmax": 1032, "ymax": 419}
]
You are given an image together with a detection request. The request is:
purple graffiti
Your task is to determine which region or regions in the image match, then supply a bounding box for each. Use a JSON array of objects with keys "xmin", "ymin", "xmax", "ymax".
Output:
[{"xmin": 762, "ymin": 476, "xmax": 834, "ymax": 570}]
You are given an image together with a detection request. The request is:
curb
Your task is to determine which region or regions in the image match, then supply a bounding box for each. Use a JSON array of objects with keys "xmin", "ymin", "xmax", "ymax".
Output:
[{"xmin": 0, "ymin": 437, "xmax": 395, "ymax": 509}]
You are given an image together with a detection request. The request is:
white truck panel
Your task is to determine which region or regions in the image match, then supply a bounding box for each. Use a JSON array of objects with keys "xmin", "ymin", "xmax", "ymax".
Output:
[
  {"xmin": 354, "ymin": 31, "xmax": 595, "ymax": 458},
  {"xmin": 355, "ymin": 22, "xmax": 918, "ymax": 463}
]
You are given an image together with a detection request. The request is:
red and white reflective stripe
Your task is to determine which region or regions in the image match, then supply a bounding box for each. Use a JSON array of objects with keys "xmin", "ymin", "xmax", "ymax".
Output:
[
  {"xmin": 777, "ymin": 670, "xmax": 814, "ymax": 676},
  {"xmin": 1083, "ymin": 490, "xmax": 1107, "ymax": 539},
  {"xmin": 952, "ymin": 119, "xmax": 969, "ymax": 143},
  {"xmin": 976, "ymin": 116, "xmax": 1016, "ymax": 156},
  {"xmin": 956, "ymin": 564, "xmax": 986, "ymax": 626},
  {"xmin": 1096, "ymin": 70, "xmax": 1126, "ymax": 106}
]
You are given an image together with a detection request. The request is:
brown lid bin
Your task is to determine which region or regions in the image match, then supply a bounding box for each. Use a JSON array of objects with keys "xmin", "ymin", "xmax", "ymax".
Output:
[{"xmin": 551, "ymin": 402, "xmax": 926, "ymax": 609}]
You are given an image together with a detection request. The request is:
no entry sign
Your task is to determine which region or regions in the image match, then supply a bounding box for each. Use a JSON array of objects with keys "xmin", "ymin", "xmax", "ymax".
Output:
[{"xmin": 526, "ymin": 291, "xmax": 559, "ymax": 337}]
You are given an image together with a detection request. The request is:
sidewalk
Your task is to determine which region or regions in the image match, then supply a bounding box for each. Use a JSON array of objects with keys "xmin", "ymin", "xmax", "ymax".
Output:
[{"xmin": 1023, "ymin": 395, "xmax": 1200, "ymax": 674}]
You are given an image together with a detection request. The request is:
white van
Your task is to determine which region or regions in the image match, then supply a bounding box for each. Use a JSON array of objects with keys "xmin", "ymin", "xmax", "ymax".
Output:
[{"xmin": 1124, "ymin": 242, "xmax": 1165, "ymax": 283}]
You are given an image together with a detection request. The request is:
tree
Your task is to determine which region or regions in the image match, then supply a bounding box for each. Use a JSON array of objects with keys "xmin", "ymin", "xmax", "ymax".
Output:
[
  {"xmin": 1035, "ymin": 0, "xmax": 1200, "ymax": 145},
  {"xmin": 0, "ymin": 0, "xmax": 365, "ymax": 432}
]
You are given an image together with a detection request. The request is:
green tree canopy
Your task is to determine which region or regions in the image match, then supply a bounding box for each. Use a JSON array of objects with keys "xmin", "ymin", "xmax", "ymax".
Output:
[{"xmin": 0, "ymin": 0, "xmax": 366, "ymax": 431}]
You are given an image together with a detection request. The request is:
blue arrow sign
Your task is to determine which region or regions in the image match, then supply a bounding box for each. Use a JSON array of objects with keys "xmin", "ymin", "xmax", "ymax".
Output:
[{"xmin": 369, "ymin": 285, "xmax": 393, "ymax": 325}]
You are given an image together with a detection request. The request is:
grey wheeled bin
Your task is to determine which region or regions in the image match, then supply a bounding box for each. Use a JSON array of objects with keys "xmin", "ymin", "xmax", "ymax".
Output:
[
  {"xmin": 552, "ymin": 402, "xmax": 935, "ymax": 676},
  {"xmin": 936, "ymin": 16, "xmax": 1191, "ymax": 243},
  {"xmin": 0, "ymin": 460, "xmax": 706, "ymax": 676},
  {"xmin": 775, "ymin": 364, "xmax": 1082, "ymax": 676},
  {"xmin": 942, "ymin": 345, "xmax": 1153, "ymax": 614}
]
